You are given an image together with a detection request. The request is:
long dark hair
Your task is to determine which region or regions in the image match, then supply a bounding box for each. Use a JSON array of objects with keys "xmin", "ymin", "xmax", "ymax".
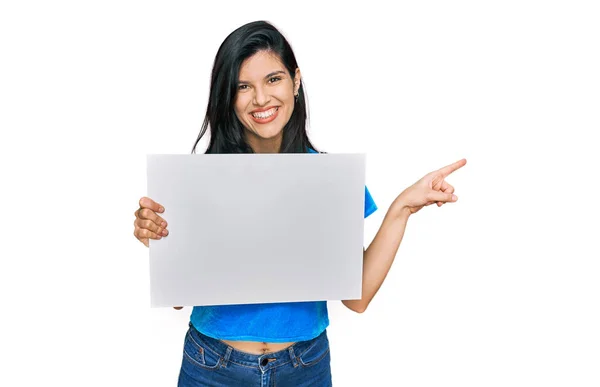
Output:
[{"xmin": 191, "ymin": 21, "xmax": 318, "ymax": 154}]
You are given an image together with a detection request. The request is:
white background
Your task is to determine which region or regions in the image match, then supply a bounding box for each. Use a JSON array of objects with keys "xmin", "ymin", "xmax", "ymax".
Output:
[{"xmin": 1, "ymin": 1, "xmax": 599, "ymax": 386}]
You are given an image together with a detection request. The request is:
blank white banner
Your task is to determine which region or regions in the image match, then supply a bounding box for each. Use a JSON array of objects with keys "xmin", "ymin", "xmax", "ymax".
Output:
[{"xmin": 146, "ymin": 153, "xmax": 366, "ymax": 307}]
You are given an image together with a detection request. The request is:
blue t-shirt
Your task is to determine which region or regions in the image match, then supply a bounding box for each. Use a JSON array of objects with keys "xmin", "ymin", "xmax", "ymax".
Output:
[{"xmin": 190, "ymin": 149, "xmax": 377, "ymax": 342}]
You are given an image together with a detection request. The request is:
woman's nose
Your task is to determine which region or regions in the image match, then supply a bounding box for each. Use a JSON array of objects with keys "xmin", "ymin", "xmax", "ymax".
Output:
[{"xmin": 252, "ymin": 86, "xmax": 270, "ymax": 106}]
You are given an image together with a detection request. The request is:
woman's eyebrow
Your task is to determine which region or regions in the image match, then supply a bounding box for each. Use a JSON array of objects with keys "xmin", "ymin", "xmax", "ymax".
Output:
[{"xmin": 264, "ymin": 70, "xmax": 286, "ymax": 79}]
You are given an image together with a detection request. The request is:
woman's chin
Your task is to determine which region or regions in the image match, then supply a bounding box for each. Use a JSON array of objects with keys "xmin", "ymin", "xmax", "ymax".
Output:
[{"xmin": 247, "ymin": 127, "xmax": 283, "ymax": 141}]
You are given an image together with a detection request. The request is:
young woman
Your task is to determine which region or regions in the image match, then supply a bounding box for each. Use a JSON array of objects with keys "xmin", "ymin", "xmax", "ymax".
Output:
[{"xmin": 133, "ymin": 20, "xmax": 466, "ymax": 386}]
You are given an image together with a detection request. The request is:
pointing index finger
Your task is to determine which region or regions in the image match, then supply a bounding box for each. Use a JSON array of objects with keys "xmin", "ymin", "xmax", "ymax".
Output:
[{"xmin": 438, "ymin": 158, "xmax": 467, "ymax": 177}]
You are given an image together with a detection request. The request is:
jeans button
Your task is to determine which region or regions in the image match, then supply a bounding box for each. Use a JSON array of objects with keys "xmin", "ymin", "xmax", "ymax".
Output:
[{"xmin": 260, "ymin": 358, "xmax": 268, "ymax": 367}]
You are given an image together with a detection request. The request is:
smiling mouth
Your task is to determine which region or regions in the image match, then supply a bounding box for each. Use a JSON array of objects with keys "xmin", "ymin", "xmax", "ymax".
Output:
[
  {"xmin": 250, "ymin": 107, "xmax": 279, "ymax": 123},
  {"xmin": 251, "ymin": 107, "xmax": 278, "ymax": 119}
]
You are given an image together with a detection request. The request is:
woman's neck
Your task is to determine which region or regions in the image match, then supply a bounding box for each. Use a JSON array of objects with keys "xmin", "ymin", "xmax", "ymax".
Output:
[{"xmin": 246, "ymin": 133, "xmax": 283, "ymax": 154}]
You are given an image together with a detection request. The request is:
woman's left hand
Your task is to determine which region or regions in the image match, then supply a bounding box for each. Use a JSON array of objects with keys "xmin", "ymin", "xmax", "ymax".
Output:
[{"xmin": 392, "ymin": 158, "xmax": 467, "ymax": 217}]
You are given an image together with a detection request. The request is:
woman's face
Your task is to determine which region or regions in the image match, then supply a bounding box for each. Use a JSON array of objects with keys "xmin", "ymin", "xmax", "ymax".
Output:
[{"xmin": 234, "ymin": 50, "xmax": 300, "ymax": 153}]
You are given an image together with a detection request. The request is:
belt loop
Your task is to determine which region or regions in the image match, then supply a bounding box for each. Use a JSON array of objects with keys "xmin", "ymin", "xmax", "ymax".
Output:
[
  {"xmin": 288, "ymin": 346, "xmax": 299, "ymax": 368},
  {"xmin": 221, "ymin": 346, "xmax": 233, "ymax": 368}
]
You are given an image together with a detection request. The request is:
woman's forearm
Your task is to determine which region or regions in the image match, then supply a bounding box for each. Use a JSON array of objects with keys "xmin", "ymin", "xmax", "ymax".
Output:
[{"xmin": 342, "ymin": 203, "xmax": 411, "ymax": 313}]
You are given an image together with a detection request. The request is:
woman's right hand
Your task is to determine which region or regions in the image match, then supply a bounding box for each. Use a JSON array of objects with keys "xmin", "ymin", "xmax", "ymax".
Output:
[{"xmin": 134, "ymin": 197, "xmax": 169, "ymax": 247}]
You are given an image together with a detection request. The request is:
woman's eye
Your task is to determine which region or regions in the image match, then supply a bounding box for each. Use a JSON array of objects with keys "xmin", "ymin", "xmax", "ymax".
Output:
[
  {"xmin": 238, "ymin": 84, "xmax": 248, "ymax": 90},
  {"xmin": 269, "ymin": 77, "xmax": 281, "ymax": 83}
]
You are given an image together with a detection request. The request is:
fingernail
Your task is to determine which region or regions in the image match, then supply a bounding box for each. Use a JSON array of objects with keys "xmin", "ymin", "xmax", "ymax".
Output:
[
  {"xmin": 452, "ymin": 195, "xmax": 458, "ymax": 201},
  {"xmin": 159, "ymin": 206, "xmax": 165, "ymax": 213},
  {"xmin": 162, "ymin": 229, "xmax": 168, "ymax": 236},
  {"xmin": 161, "ymin": 221, "xmax": 167, "ymax": 227}
]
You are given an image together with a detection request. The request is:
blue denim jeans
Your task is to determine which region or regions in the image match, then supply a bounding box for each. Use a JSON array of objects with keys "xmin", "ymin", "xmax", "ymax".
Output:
[{"xmin": 178, "ymin": 322, "xmax": 333, "ymax": 386}]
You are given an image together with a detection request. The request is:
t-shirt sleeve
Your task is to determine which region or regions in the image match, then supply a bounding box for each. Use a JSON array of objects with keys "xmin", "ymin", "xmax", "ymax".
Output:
[{"xmin": 364, "ymin": 186, "xmax": 377, "ymax": 218}]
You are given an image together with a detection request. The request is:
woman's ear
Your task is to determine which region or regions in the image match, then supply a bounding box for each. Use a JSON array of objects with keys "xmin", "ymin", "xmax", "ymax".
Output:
[{"xmin": 294, "ymin": 68, "xmax": 302, "ymax": 95}]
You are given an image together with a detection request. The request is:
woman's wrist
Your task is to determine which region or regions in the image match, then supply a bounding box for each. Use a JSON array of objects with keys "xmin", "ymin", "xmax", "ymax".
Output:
[{"xmin": 389, "ymin": 197, "xmax": 412, "ymax": 221}]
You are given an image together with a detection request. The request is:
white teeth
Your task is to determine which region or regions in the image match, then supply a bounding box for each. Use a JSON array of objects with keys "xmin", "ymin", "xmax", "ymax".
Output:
[{"xmin": 252, "ymin": 107, "xmax": 277, "ymax": 119}]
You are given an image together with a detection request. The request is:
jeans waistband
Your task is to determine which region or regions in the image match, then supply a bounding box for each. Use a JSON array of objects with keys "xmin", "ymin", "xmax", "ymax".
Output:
[{"xmin": 187, "ymin": 322, "xmax": 327, "ymax": 371}]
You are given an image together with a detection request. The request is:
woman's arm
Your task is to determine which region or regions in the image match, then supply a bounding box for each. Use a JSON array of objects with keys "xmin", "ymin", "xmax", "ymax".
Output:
[
  {"xmin": 342, "ymin": 158, "xmax": 466, "ymax": 313},
  {"xmin": 342, "ymin": 205, "xmax": 410, "ymax": 313}
]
